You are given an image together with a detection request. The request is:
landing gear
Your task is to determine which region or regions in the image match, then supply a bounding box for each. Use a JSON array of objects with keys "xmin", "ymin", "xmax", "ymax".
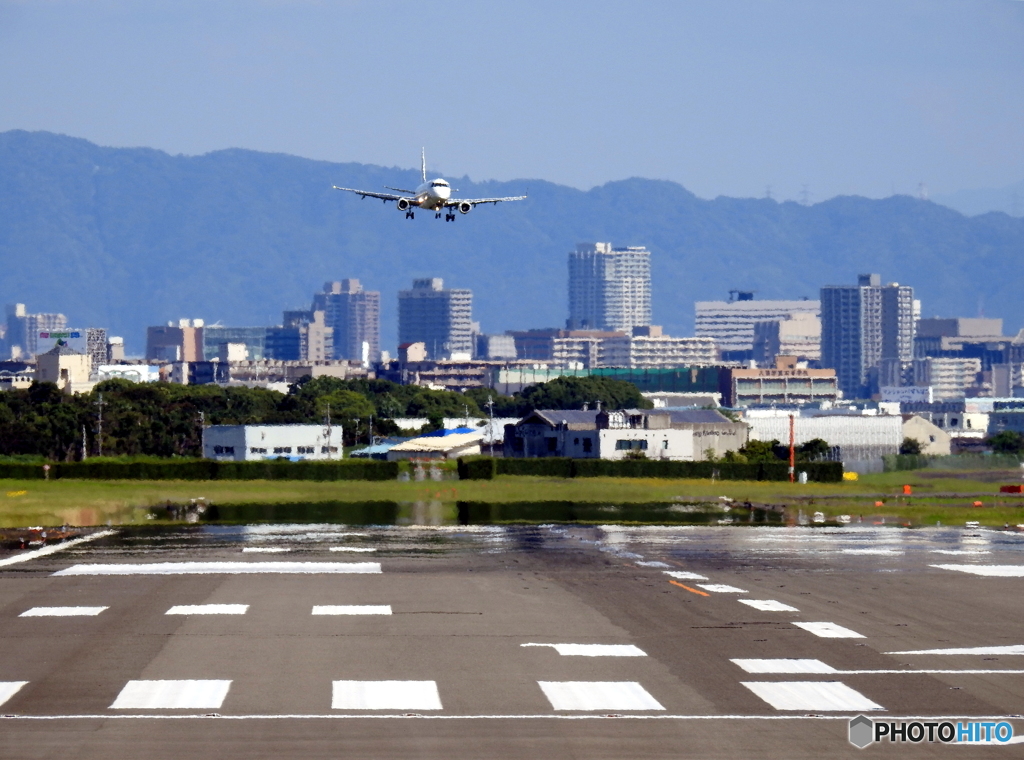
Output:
[
  {"xmin": 405, "ymin": 211, "xmax": 415, "ymax": 219},
  {"xmin": 445, "ymin": 213, "xmax": 455, "ymax": 222},
  {"xmin": 435, "ymin": 212, "xmax": 442, "ymax": 219}
]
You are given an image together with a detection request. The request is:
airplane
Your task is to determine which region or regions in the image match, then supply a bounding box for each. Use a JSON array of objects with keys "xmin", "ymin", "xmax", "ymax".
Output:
[{"xmin": 332, "ymin": 149, "xmax": 526, "ymax": 221}]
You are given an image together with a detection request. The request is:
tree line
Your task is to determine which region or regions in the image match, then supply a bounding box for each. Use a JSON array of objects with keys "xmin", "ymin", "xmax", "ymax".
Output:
[{"xmin": 0, "ymin": 375, "xmax": 650, "ymax": 461}]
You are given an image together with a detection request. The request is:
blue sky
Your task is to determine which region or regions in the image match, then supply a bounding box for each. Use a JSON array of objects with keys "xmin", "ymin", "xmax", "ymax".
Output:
[{"xmin": 1, "ymin": 0, "xmax": 1022, "ymax": 203}]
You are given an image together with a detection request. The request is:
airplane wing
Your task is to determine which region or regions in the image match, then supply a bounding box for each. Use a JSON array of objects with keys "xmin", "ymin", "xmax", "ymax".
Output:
[
  {"xmin": 444, "ymin": 194, "xmax": 527, "ymax": 208},
  {"xmin": 332, "ymin": 185, "xmax": 408, "ymax": 203}
]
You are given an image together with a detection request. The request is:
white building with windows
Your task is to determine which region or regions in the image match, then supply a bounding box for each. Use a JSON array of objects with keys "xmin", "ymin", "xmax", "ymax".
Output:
[{"xmin": 202, "ymin": 424, "xmax": 343, "ymax": 461}]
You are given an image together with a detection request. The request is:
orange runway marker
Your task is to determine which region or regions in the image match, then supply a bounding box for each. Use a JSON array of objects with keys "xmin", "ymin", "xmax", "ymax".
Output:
[{"xmin": 668, "ymin": 580, "xmax": 709, "ymax": 596}]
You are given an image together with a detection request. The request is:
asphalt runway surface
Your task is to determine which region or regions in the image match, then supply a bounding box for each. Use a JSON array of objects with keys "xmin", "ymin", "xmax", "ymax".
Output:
[{"xmin": 1, "ymin": 522, "xmax": 1023, "ymax": 758}]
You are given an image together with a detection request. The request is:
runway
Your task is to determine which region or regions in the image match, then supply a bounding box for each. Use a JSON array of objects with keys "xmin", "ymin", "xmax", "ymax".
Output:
[{"xmin": 1, "ymin": 523, "xmax": 1022, "ymax": 757}]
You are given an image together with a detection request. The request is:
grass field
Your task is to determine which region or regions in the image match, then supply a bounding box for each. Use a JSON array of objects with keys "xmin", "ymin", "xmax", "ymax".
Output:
[{"xmin": 0, "ymin": 470, "xmax": 1022, "ymax": 528}]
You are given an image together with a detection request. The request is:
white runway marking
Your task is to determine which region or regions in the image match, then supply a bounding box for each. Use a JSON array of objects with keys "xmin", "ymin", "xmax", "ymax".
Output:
[
  {"xmin": 522, "ymin": 644, "xmax": 647, "ymax": 657},
  {"xmin": 930, "ymin": 550, "xmax": 991, "ymax": 555},
  {"xmin": 885, "ymin": 645, "xmax": 1024, "ymax": 656},
  {"xmin": 166, "ymin": 604, "xmax": 248, "ymax": 615},
  {"xmin": 842, "ymin": 548, "xmax": 902, "ymax": 555},
  {"xmin": 793, "ymin": 621, "xmax": 865, "ymax": 639},
  {"xmin": 931, "ymin": 564, "xmax": 1024, "ymax": 577},
  {"xmin": 696, "ymin": 584, "xmax": 747, "ymax": 593},
  {"xmin": 538, "ymin": 681, "xmax": 665, "ymax": 711},
  {"xmin": 636, "ymin": 561, "xmax": 671, "ymax": 568},
  {"xmin": 328, "ymin": 547, "xmax": 377, "ymax": 553},
  {"xmin": 312, "ymin": 605, "xmax": 392, "ymax": 615},
  {"xmin": 242, "ymin": 547, "xmax": 290, "ymax": 553},
  {"xmin": 54, "ymin": 561, "xmax": 381, "ymax": 576},
  {"xmin": 331, "ymin": 680, "xmax": 442, "ymax": 710},
  {"xmin": 0, "ymin": 530, "xmax": 116, "ymax": 569},
  {"xmin": 110, "ymin": 680, "xmax": 232, "ymax": 709},
  {"xmin": 732, "ymin": 659, "xmax": 838, "ymax": 674},
  {"xmin": 742, "ymin": 681, "xmax": 883, "ymax": 711},
  {"xmin": 0, "ymin": 682, "xmax": 28, "ymax": 707},
  {"xmin": 739, "ymin": 599, "xmax": 798, "ymax": 612},
  {"xmin": 663, "ymin": 571, "xmax": 708, "ymax": 581},
  {"xmin": 19, "ymin": 606, "xmax": 108, "ymax": 617}
]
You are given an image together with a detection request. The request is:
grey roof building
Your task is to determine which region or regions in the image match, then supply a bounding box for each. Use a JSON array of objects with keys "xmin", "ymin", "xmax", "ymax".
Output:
[{"xmin": 398, "ymin": 278, "xmax": 473, "ymax": 360}]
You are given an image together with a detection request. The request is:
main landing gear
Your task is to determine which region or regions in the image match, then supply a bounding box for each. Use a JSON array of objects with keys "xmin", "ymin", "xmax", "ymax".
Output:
[
  {"xmin": 405, "ymin": 210, "xmax": 415, "ymax": 219},
  {"xmin": 444, "ymin": 213, "xmax": 456, "ymax": 222}
]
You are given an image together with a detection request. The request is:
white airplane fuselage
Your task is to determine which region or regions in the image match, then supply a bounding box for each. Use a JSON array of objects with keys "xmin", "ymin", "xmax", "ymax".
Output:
[{"xmin": 411, "ymin": 179, "xmax": 452, "ymax": 210}]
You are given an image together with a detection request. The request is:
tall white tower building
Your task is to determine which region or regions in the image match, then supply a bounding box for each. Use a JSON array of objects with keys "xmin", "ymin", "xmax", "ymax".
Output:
[{"xmin": 567, "ymin": 243, "xmax": 651, "ymax": 333}]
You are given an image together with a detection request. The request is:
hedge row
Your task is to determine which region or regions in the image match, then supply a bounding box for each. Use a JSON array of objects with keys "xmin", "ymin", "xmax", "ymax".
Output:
[
  {"xmin": 0, "ymin": 460, "xmax": 399, "ymax": 481},
  {"xmin": 460, "ymin": 457, "xmax": 843, "ymax": 482}
]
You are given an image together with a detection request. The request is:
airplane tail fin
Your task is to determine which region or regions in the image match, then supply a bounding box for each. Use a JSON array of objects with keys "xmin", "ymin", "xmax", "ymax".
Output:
[{"xmin": 421, "ymin": 148, "xmax": 426, "ymax": 183}]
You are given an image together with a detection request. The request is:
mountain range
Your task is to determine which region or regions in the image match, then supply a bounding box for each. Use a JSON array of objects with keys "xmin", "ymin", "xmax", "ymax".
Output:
[{"xmin": 2, "ymin": 130, "xmax": 1023, "ymax": 356}]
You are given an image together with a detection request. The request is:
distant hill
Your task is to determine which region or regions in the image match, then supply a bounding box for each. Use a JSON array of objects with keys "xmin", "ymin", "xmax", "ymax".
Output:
[
  {"xmin": 933, "ymin": 179, "xmax": 1024, "ymax": 219},
  {"xmin": 2, "ymin": 130, "xmax": 1023, "ymax": 355}
]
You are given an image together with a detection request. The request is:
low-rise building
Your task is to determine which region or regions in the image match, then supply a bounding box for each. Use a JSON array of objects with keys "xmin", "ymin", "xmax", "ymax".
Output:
[
  {"xmin": 202, "ymin": 424, "xmax": 343, "ymax": 461},
  {"xmin": 719, "ymin": 360, "xmax": 839, "ymax": 407},
  {"xmin": 0, "ymin": 360, "xmax": 34, "ymax": 391},
  {"xmin": 385, "ymin": 429, "xmax": 484, "ymax": 461},
  {"xmin": 35, "ymin": 343, "xmax": 92, "ymax": 393},
  {"xmin": 745, "ymin": 412, "xmax": 902, "ymax": 461},
  {"xmin": 901, "ymin": 415, "xmax": 951, "ymax": 456},
  {"xmin": 502, "ymin": 408, "xmax": 746, "ymax": 461}
]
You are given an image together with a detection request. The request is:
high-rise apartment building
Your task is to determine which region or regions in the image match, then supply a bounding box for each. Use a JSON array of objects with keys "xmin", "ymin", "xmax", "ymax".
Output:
[
  {"xmin": 820, "ymin": 274, "xmax": 915, "ymax": 399},
  {"xmin": 312, "ymin": 280, "xmax": 380, "ymax": 364},
  {"xmin": 567, "ymin": 243, "xmax": 651, "ymax": 332},
  {"xmin": 397, "ymin": 278, "xmax": 473, "ymax": 360},
  {"xmin": 695, "ymin": 294, "xmax": 820, "ymax": 359},
  {"xmin": 4, "ymin": 304, "xmax": 68, "ymax": 359}
]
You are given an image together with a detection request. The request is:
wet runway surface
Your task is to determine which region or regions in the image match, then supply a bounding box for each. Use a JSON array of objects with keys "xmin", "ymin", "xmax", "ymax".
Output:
[{"xmin": 1, "ymin": 524, "xmax": 1023, "ymax": 758}]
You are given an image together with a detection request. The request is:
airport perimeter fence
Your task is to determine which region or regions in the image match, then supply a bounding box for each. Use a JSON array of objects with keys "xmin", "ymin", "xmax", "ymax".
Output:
[
  {"xmin": 883, "ymin": 454, "xmax": 1024, "ymax": 472},
  {"xmin": 459, "ymin": 456, "xmax": 843, "ymax": 482},
  {"xmin": 0, "ymin": 459, "xmax": 399, "ymax": 481}
]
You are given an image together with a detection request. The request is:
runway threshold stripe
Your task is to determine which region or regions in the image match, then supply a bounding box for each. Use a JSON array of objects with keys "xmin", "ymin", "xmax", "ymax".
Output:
[
  {"xmin": 696, "ymin": 584, "xmax": 747, "ymax": 594},
  {"xmin": 793, "ymin": 621, "xmax": 865, "ymax": 639},
  {"xmin": 53, "ymin": 561, "xmax": 381, "ymax": 576},
  {"xmin": 522, "ymin": 643, "xmax": 647, "ymax": 657},
  {"xmin": 332, "ymin": 681, "xmax": 442, "ymax": 710},
  {"xmin": 110, "ymin": 680, "xmax": 232, "ymax": 710},
  {"xmin": 668, "ymin": 580, "xmax": 709, "ymax": 596},
  {"xmin": 538, "ymin": 681, "xmax": 665, "ymax": 711},
  {"xmin": 2, "ymin": 713, "xmax": 1018, "ymax": 721},
  {"xmin": 312, "ymin": 605, "xmax": 392, "ymax": 615},
  {"xmin": 663, "ymin": 571, "xmax": 708, "ymax": 581},
  {"xmin": 885, "ymin": 645, "xmax": 1024, "ymax": 655},
  {"xmin": 739, "ymin": 600, "xmax": 799, "ymax": 612},
  {"xmin": 20, "ymin": 606, "xmax": 108, "ymax": 617},
  {"xmin": 166, "ymin": 605, "xmax": 249, "ymax": 615},
  {"xmin": 0, "ymin": 682, "xmax": 28, "ymax": 707},
  {"xmin": 0, "ymin": 530, "xmax": 117, "ymax": 569},
  {"xmin": 741, "ymin": 682, "xmax": 884, "ymax": 711},
  {"xmin": 931, "ymin": 564, "xmax": 1024, "ymax": 577}
]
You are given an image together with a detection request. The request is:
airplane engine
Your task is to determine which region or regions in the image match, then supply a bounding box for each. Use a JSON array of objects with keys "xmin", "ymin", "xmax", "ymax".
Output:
[
  {"xmin": 397, "ymin": 198, "xmax": 411, "ymax": 211},
  {"xmin": 458, "ymin": 202, "xmax": 472, "ymax": 215}
]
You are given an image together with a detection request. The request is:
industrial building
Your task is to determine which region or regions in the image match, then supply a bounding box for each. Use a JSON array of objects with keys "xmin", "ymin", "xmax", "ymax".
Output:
[
  {"xmin": 567, "ymin": 243, "xmax": 651, "ymax": 333},
  {"xmin": 745, "ymin": 412, "xmax": 902, "ymax": 462},
  {"xmin": 202, "ymin": 424, "xmax": 343, "ymax": 461},
  {"xmin": 820, "ymin": 274, "xmax": 916, "ymax": 399},
  {"xmin": 385, "ymin": 429, "xmax": 484, "ymax": 461},
  {"xmin": 313, "ymin": 280, "xmax": 381, "ymax": 364},
  {"xmin": 695, "ymin": 294, "xmax": 819, "ymax": 360},
  {"xmin": 398, "ymin": 278, "xmax": 473, "ymax": 360}
]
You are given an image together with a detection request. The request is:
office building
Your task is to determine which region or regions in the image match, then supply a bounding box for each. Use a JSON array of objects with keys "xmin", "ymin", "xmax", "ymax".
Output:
[
  {"xmin": 146, "ymin": 320, "xmax": 204, "ymax": 362},
  {"xmin": 820, "ymin": 274, "xmax": 914, "ymax": 399},
  {"xmin": 398, "ymin": 278, "xmax": 473, "ymax": 359},
  {"xmin": 695, "ymin": 295, "xmax": 819, "ymax": 360},
  {"xmin": 603, "ymin": 326, "xmax": 718, "ymax": 368},
  {"xmin": 313, "ymin": 280, "xmax": 381, "ymax": 364},
  {"xmin": 719, "ymin": 358, "xmax": 839, "ymax": 408},
  {"xmin": 752, "ymin": 312, "xmax": 821, "ymax": 366},
  {"xmin": 203, "ymin": 424, "xmax": 343, "ymax": 461},
  {"xmin": 567, "ymin": 243, "xmax": 651, "ymax": 333},
  {"xmin": 5, "ymin": 303, "xmax": 68, "ymax": 359},
  {"xmin": 202, "ymin": 326, "xmax": 267, "ymax": 362},
  {"xmin": 913, "ymin": 357, "xmax": 982, "ymax": 401},
  {"xmin": 474, "ymin": 334, "xmax": 517, "ymax": 360},
  {"xmin": 265, "ymin": 310, "xmax": 333, "ymax": 362}
]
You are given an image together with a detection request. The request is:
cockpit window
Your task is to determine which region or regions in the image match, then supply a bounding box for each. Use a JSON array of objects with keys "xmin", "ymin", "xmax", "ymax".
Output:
[{"xmin": 432, "ymin": 181, "xmax": 449, "ymax": 187}]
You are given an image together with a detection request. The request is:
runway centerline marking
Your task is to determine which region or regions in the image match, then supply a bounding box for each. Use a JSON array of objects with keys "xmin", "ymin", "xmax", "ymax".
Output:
[
  {"xmin": 739, "ymin": 599, "xmax": 799, "ymax": 612},
  {"xmin": 312, "ymin": 605, "xmax": 392, "ymax": 615},
  {"xmin": 538, "ymin": 681, "xmax": 665, "ymax": 711},
  {"xmin": 733, "ymin": 659, "xmax": 838, "ymax": 674},
  {"xmin": 741, "ymin": 681, "xmax": 884, "ymax": 711},
  {"xmin": 696, "ymin": 584, "xmax": 747, "ymax": 594},
  {"xmin": 522, "ymin": 644, "xmax": 647, "ymax": 657},
  {"xmin": 166, "ymin": 604, "xmax": 248, "ymax": 615},
  {"xmin": 0, "ymin": 530, "xmax": 116, "ymax": 569},
  {"xmin": 110, "ymin": 680, "xmax": 232, "ymax": 710},
  {"xmin": 329, "ymin": 547, "xmax": 377, "ymax": 553},
  {"xmin": 793, "ymin": 621, "xmax": 865, "ymax": 639},
  {"xmin": 668, "ymin": 580, "xmax": 709, "ymax": 596},
  {"xmin": 331, "ymin": 680, "xmax": 442, "ymax": 710},
  {"xmin": 53, "ymin": 561, "xmax": 381, "ymax": 576},
  {"xmin": 0, "ymin": 682, "xmax": 28, "ymax": 708},
  {"xmin": 242, "ymin": 547, "xmax": 289, "ymax": 553},
  {"xmin": 19, "ymin": 606, "xmax": 108, "ymax": 617},
  {"xmin": 885, "ymin": 645, "xmax": 1024, "ymax": 656},
  {"xmin": 931, "ymin": 564, "xmax": 1024, "ymax": 577}
]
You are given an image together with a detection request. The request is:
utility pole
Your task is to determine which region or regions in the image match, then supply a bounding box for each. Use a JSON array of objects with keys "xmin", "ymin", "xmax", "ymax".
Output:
[
  {"xmin": 81, "ymin": 424, "xmax": 88, "ymax": 461},
  {"xmin": 324, "ymin": 402, "xmax": 332, "ymax": 459},
  {"xmin": 788, "ymin": 414, "xmax": 796, "ymax": 483},
  {"xmin": 368, "ymin": 414, "xmax": 373, "ymax": 445},
  {"xmin": 95, "ymin": 393, "xmax": 105, "ymax": 457},
  {"xmin": 486, "ymin": 395, "xmax": 495, "ymax": 456}
]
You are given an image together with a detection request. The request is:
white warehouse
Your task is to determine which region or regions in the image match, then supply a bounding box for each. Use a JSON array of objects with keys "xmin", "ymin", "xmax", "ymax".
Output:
[{"xmin": 202, "ymin": 424, "xmax": 343, "ymax": 461}]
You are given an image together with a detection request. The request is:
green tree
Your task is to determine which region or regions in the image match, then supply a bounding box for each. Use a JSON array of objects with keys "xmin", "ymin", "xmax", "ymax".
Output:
[
  {"xmin": 988, "ymin": 430, "xmax": 1024, "ymax": 456},
  {"xmin": 798, "ymin": 438, "xmax": 831, "ymax": 461},
  {"xmin": 899, "ymin": 437, "xmax": 923, "ymax": 455},
  {"xmin": 739, "ymin": 439, "xmax": 783, "ymax": 463}
]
